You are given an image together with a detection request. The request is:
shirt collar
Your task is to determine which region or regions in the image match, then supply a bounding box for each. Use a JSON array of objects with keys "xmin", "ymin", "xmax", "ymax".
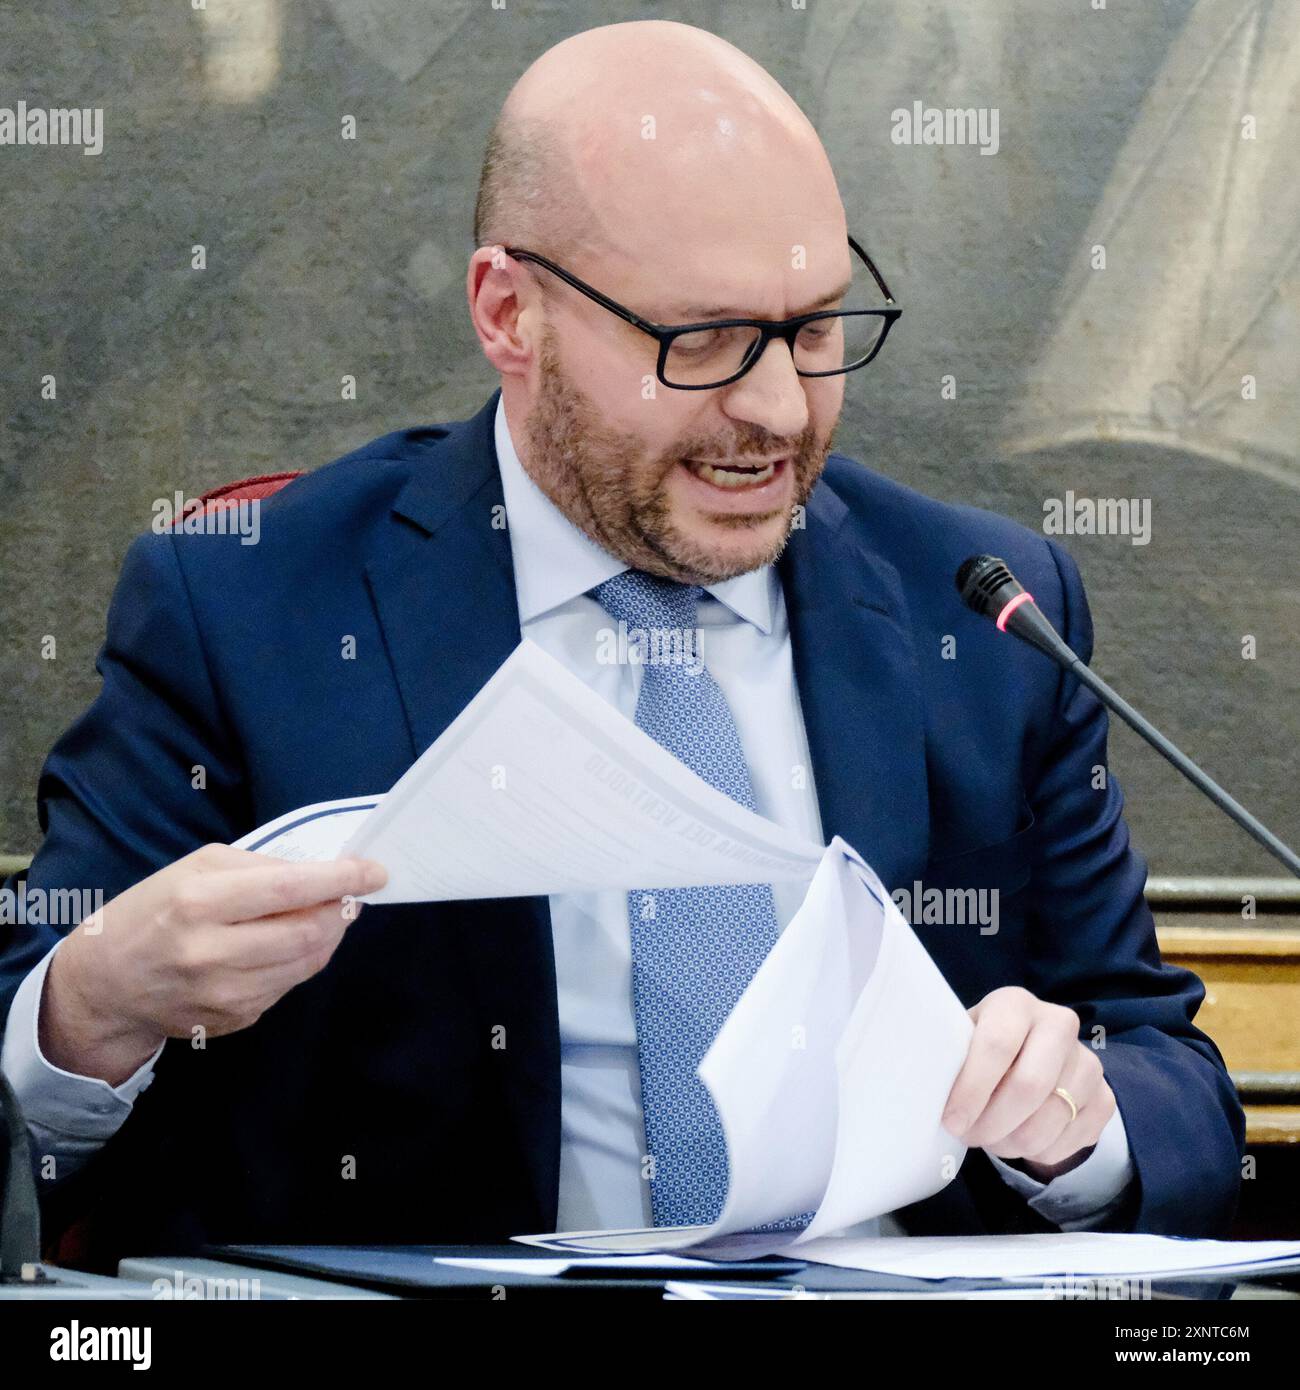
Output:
[{"xmin": 494, "ymin": 395, "xmax": 776, "ymax": 634}]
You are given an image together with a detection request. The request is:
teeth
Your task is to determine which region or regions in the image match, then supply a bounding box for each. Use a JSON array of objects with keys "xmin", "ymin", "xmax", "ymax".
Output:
[{"xmin": 685, "ymin": 459, "xmax": 778, "ymax": 489}]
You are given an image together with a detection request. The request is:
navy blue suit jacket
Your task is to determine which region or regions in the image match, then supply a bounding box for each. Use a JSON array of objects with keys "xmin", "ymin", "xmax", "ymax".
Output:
[{"xmin": 0, "ymin": 390, "xmax": 1244, "ymax": 1265}]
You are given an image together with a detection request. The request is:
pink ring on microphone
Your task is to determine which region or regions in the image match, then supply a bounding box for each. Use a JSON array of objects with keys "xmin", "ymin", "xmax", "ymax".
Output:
[{"xmin": 995, "ymin": 591, "xmax": 1034, "ymax": 632}]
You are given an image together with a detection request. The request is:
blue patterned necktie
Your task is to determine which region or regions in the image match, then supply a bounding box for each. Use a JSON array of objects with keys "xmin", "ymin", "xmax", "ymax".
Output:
[{"xmin": 591, "ymin": 568, "xmax": 784, "ymax": 1227}]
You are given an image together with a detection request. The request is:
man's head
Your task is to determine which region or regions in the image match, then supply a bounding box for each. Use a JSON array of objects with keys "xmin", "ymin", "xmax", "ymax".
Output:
[{"xmin": 467, "ymin": 20, "xmax": 852, "ymax": 585}]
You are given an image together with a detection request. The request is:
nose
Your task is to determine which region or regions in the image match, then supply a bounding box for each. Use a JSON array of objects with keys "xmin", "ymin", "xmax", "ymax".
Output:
[{"xmin": 719, "ymin": 335, "xmax": 810, "ymax": 442}]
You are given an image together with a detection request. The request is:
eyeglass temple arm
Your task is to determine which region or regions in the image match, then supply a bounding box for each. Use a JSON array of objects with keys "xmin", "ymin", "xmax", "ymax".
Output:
[
  {"xmin": 849, "ymin": 234, "xmax": 896, "ymax": 305},
  {"xmin": 501, "ymin": 247, "xmax": 660, "ymax": 333}
]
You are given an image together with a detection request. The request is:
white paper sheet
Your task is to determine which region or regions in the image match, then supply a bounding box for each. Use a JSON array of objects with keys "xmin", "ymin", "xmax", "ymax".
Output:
[
  {"xmin": 517, "ymin": 839, "xmax": 970, "ymax": 1255},
  {"xmin": 794, "ymin": 851, "xmax": 972, "ymax": 1241},
  {"xmin": 433, "ymin": 1254, "xmax": 759, "ymax": 1278},
  {"xmin": 236, "ymin": 639, "xmax": 824, "ymax": 904},
  {"xmin": 662, "ymin": 1282, "xmax": 1059, "ymax": 1301},
  {"xmin": 232, "ymin": 796, "xmax": 379, "ymax": 859},
  {"xmin": 789, "ymin": 1232, "xmax": 1300, "ymax": 1281}
]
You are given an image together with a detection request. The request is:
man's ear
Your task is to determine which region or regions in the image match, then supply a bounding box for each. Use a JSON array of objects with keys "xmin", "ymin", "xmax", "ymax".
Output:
[{"xmin": 467, "ymin": 246, "xmax": 535, "ymax": 378}]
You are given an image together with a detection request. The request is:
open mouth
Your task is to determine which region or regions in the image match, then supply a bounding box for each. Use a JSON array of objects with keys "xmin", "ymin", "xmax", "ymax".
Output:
[{"xmin": 681, "ymin": 456, "xmax": 787, "ymax": 490}]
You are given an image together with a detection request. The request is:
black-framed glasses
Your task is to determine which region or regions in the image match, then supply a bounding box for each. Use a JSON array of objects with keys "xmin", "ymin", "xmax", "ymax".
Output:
[{"xmin": 500, "ymin": 235, "xmax": 901, "ymax": 390}]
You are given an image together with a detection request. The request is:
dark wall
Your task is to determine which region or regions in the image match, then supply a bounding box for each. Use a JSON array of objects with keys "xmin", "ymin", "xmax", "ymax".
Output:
[{"xmin": 2, "ymin": 0, "xmax": 1296, "ymax": 873}]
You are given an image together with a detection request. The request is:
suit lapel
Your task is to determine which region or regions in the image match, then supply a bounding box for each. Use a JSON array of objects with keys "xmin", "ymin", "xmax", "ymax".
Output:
[
  {"xmin": 779, "ymin": 473, "xmax": 931, "ymax": 891},
  {"xmin": 364, "ymin": 390, "xmax": 520, "ymax": 762},
  {"xmin": 364, "ymin": 390, "xmax": 560, "ymax": 1231}
]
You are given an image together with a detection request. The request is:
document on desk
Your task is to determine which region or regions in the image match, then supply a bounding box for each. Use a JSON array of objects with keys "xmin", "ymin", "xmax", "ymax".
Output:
[
  {"xmin": 517, "ymin": 841, "xmax": 972, "ymax": 1256},
  {"xmin": 788, "ymin": 1232, "xmax": 1300, "ymax": 1282},
  {"xmin": 232, "ymin": 638, "xmax": 825, "ymax": 902}
]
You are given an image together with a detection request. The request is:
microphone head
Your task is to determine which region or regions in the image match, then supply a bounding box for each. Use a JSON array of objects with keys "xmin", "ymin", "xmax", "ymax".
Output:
[
  {"xmin": 954, "ymin": 552, "xmax": 1076, "ymax": 665},
  {"xmin": 956, "ymin": 554, "xmax": 1023, "ymax": 619}
]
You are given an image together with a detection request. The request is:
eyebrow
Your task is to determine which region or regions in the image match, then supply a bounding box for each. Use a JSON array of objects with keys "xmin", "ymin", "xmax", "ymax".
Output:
[{"xmin": 660, "ymin": 277, "xmax": 854, "ymax": 324}]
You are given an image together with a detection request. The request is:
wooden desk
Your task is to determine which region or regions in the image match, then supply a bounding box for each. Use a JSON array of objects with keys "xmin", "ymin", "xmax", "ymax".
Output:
[
  {"xmin": 1153, "ymin": 882, "xmax": 1300, "ymax": 1239},
  {"xmin": 1154, "ymin": 917, "xmax": 1300, "ymax": 1145}
]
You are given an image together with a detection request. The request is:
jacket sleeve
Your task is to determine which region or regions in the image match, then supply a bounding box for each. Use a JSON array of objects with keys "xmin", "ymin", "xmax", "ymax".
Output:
[
  {"xmin": 1021, "ymin": 537, "xmax": 1245, "ymax": 1236},
  {"xmin": 0, "ymin": 530, "xmax": 250, "ymax": 1133},
  {"xmin": 1, "ymin": 528, "xmax": 254, "ymax": 1251}
]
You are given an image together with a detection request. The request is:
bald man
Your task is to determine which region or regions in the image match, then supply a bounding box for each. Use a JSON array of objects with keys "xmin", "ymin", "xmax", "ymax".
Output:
[{"xmin": 1, "ymin": 22, "xmax": 1242, "ymax": 1264}]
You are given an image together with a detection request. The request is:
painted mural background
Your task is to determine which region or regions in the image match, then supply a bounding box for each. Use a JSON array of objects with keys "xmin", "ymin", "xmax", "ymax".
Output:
[{"xmin": 2, "ymin": 0, "xmax": 1296, "ymax": 873}]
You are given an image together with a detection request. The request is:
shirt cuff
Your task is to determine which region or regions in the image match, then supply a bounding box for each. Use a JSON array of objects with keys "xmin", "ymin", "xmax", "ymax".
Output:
[
  {"xmin": 0, "ymin": 940, "xmax": 164, "ymax": 1141},
  {"xmin": 985, "ymin": 1106, "xmax": 1136, "ymax": 1230}
]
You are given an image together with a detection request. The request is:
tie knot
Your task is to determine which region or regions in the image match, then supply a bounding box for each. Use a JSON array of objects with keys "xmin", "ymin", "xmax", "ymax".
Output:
[{"xmin": 591, "ymin": 569, "xmax": 703, "ymax": 632}]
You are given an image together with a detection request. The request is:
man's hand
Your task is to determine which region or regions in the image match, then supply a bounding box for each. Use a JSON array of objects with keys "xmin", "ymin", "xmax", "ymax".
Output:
[
  {"xmin": 941, "ymin": 985, "xmax": 1116, "ymax": 1182},
  {"xmin": 40, "ymin": 844, "xmax": 388, "ymax": 1086}
]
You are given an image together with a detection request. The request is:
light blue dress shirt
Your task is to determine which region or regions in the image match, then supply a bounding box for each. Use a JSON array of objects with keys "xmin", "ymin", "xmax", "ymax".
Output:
[{"xmin": 1, "ymin": 395, "xmax": 1135, "ymax": 1233}]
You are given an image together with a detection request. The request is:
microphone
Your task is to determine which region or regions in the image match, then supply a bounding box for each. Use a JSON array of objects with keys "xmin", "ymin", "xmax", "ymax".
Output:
[{"xmin": 956, "ymin": 554, "xmax": 1300, "ymax": 879}]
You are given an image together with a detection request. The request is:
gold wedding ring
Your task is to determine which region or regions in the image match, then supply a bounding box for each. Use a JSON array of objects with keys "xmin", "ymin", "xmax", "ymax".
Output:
[{"xmin": 1053, "ymin": 1086, "xmax": 1079, "ymax": 1122}]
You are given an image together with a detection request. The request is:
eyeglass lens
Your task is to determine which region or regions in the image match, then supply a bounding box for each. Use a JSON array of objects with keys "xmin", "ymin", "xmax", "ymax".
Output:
[{"xmin": 663, "ymin": 312, "xmax": 887, "ymax": 386}]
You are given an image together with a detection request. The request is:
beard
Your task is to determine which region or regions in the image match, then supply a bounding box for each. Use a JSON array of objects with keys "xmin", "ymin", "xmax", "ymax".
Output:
[{"xmin": 520, "ymin": 323, "xmax": 835, "ymax": 585}]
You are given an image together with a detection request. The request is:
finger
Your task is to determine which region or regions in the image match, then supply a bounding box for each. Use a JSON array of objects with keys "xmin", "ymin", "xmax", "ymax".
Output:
[
  {"xmin": 1005, "ymin": 1048, "xmax": 1111, "ymax": 1164},
  {"xmin": 170, "ymin": 897, "xmax": 357, "ymax": 976},
  {"xmin": 1026, "ymin": 1087, "xmax": 1116, "ymax": 1167},
  {"xmin": 184, "ymin": 842, "xmax": 267, "ymax": 873},
  {"xmin": 226, "ymin": 898, "xmax": 361, "ymax": 971},
  {"xmin": 964, "ymin": 1004, "xmax": 1080, "ymax": 1148},
  {"xmin": 184, "ymin": 932, "xmax": 347, "ymax": 1033},
  {"xmin": 942, "ymin": 991, "xmax": 1035, "ymax": 1137},
  {"xmin": 169, "ymin": 857, "xmax": 387, "ymax": 926},
  {"xmin": 236, "ymin": 937, "xmax": 343, "ymax": 1003}
]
